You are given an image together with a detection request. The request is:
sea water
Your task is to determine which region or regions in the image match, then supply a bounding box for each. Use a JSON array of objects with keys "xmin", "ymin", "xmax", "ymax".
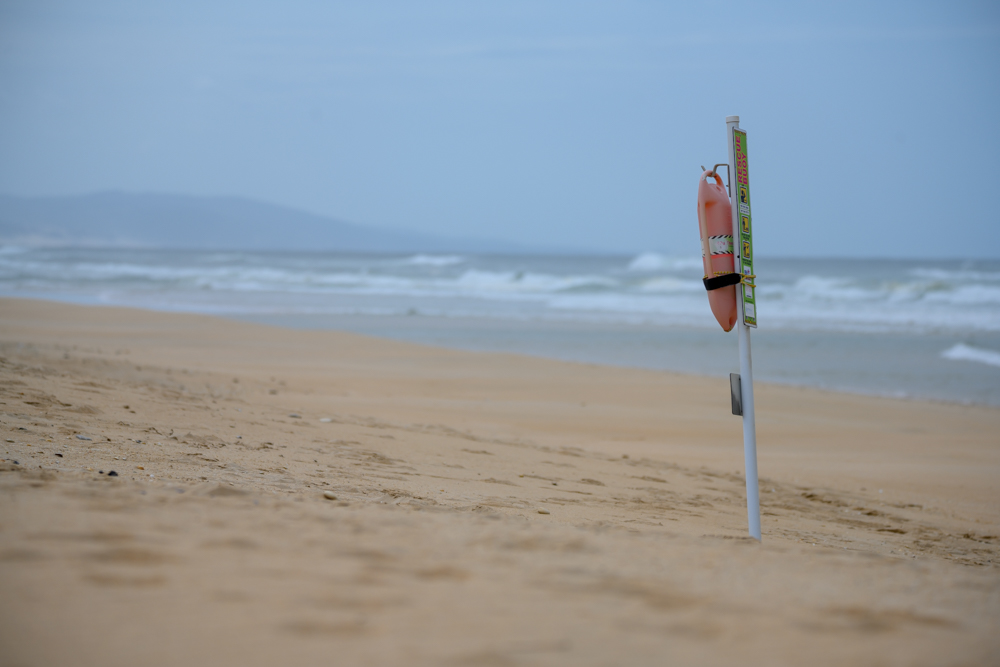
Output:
[{"xmin": 1, "ymin": 246, "xmax": 998, "ymax": 405}]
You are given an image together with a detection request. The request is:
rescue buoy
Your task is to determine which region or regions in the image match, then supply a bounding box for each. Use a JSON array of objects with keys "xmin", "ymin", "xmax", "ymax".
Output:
[{"xmin": 697, "ymin": 169, "xmax": 738, "ymax": 332}]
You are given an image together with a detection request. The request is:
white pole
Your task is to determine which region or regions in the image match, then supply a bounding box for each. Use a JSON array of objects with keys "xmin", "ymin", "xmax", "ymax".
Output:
[{"xmin": 726, "ymin": 115, "xmax": 761, "ymax": 541}]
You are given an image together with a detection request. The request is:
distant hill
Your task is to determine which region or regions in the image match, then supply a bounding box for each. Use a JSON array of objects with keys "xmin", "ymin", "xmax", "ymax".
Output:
[{"xmin": 0, "ymin": 192, "xmax": 532, "ymax": 253}]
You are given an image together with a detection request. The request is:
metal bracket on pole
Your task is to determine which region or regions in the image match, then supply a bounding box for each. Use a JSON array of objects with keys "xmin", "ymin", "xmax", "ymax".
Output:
[
  {"xmin": 700, "ymin": 163, "xmax": 731, "ymax": 195},
  {"xmin": 730, "ymin": 373, "xmax": 742, "ymax": 416}
]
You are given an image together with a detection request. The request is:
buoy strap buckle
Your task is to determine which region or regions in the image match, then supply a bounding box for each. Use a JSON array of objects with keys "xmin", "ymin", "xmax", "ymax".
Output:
[{"xmin": 703, "ymin": 272, "xmax": 756, "ymax": 291}]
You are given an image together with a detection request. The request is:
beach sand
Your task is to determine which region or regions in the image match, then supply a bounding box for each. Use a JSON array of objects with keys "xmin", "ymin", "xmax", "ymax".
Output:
[{"xmin": 1, "ymin": 297, "xmax": 997, "ymax": 666}]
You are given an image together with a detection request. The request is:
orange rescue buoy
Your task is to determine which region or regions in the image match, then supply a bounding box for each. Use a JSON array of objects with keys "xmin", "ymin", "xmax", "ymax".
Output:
[{"xmin": 697, "ymin": 170, "xmax": 738, "ymax": 331}]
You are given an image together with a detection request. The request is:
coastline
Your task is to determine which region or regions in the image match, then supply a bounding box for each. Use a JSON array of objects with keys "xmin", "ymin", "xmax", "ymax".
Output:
[
  {"xmin": 1, "ymin": 297, "xmax": 998, "ymax": 665},
  {"xmin": 230, "ymin": 309, "xmax": 1000, "ymax": 408},
  {"xmin": 4, "ymin": 290, "xmax": 999, "ymax": 407},
  {"xmin": 2, "ymin": 249, "xmax": 999, "ymax": 408}
]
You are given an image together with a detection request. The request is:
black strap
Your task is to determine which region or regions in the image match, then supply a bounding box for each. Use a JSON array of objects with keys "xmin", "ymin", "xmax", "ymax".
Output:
[{"xmin": 703, "ymin": 273, "xmax": 741, "ymax": 291}]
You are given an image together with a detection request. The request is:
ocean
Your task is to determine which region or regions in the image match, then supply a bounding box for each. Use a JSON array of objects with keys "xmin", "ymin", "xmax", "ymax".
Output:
[{"xmin": 2, "ymin": 246, "xmax": 999, "ymax": 405}]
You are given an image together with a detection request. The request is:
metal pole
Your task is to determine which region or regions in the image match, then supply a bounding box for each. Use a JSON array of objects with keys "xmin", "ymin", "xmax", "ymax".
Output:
[{"xmin": 726, "ymin": 115, "xmax": 761, "ymax": 541}]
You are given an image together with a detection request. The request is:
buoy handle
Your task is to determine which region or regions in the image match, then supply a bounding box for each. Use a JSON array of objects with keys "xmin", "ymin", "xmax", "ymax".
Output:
[
  {"xmin": 704, "ymin": 171, "xmax": 724, "ymax": 186},
  {"xmin": 703, "ymin": 163, "xmax": 730, "ymax": 194}
]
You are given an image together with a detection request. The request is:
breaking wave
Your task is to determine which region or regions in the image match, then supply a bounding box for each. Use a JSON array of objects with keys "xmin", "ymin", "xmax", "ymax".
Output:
[
  {"xmin": 0, "ymin": 249, "xmax": 998, "ymax": 333},
  {"xmin": 941, "ymin": 343, "xmax": 1000, "ymax": 368}
]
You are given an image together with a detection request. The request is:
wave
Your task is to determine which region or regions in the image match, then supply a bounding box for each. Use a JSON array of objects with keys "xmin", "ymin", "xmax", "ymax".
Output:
[
  {"xmin": 941, "ymin": 343, "xmax": 1000, "ymax": 368},
  {"xmin": 627, "ymin": 253, "xmax": 702, "ymax": 272},
  {"xmin": 1, "ymin": 249, "xmax": 999, "ymax": 333},
  {"xmin": 454, "ymin": 269, "xmax": 616, "ymax": 294},
  {"xmin": 757, "ymin": 275, "xmax": 1000, "ymax": 308},
  {"xmin": 635, "ymin": 277, "xmax": 704, "ymax": 294},
  {"xmin": 404, "ymin": 254, "xmax": 465, "ymax": 266},
  {"xmin": 924, "ymin": 285, "xmax": 1000, "ymax": 305},
  {"xmin": 911, "ymin": 267, "xmax": 1000, "ymax": 282}
]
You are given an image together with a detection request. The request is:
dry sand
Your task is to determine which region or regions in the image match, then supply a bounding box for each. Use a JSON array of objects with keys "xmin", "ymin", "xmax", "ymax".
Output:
[{"xmin": 0, "ymin": 297, "xmax": 998, "ymax": 666}]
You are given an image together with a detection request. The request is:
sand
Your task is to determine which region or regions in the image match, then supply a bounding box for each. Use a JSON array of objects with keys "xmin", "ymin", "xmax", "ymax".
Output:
[{"xmin": 1, "ymin": 297, "xmax": 998, "ymax": 666}]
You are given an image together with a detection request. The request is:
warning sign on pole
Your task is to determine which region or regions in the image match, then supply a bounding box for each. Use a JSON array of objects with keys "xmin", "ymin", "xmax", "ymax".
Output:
[{"xmin": 732, "ymin": 128, "xmax": 757, "ymax": 327}]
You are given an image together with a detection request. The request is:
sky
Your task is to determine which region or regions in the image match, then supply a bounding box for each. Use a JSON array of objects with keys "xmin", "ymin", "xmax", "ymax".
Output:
[{"xmin": 1, "ymin": 1, "xmax": 999, "ymax": 257}]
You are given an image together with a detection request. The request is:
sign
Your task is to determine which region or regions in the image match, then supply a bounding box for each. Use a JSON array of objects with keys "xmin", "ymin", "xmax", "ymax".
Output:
[{"xmin": 732, "ymin": 128, "xmax": 757, "ymax": 327}]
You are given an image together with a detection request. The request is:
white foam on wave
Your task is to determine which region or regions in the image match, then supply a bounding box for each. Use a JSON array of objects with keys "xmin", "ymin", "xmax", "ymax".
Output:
[
  {"xmin": 3, "ymin": 248, "xmax": 999, "ymax": 334},
  {"xmin": 924, "ymin": 284, "xmax": 1000, "ymax": 305},
  {"xmin": 454, "ymin": 269, "xmax": 616, "ymax": 294},
  {"xmin": 764, "ymin": 274, "xmax": 1000, "ymax": 310},
  {"xmin": 635, "ymin": 277, "xmax": 703, "ymax": 293},
  {"xmin": 627, "ymin": 253, "xmax": 702, "ymax": 272},
  {"xmin": 404, "ymin": 254, "xmax": 465, "ymax": 267},
  {"xmin": 911, "ymin": 267, "xmax": 1000, "ymax": 282},
  {"xmin": 941, "ymin": 343, "xmax": 1000, "ymax": 368},
  {"xmin": 788, "ymin": 275, "xmax": 875, "ymax": 301}
]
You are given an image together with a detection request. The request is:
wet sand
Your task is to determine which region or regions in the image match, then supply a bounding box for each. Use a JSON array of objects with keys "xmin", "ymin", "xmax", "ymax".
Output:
[{"xmin": 1, "ymin": 297, "xmax": 998, "ymax": 666}]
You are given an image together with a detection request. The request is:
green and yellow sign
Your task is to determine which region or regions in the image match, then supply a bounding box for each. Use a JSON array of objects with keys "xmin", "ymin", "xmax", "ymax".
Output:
[{"xmin": 733, "ymin": 128, "xmax": 757, "ymax": 327}]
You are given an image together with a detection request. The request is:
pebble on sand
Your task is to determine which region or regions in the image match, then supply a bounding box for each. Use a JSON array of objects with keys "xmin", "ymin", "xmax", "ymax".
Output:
[
  {"xmin": 107, "ymin": 471, "xmax": 118, "ymax": 477},
  {"xmin": 323, "ymin": 491, "xmax": 338, "ymax": 500},
  {"xmin": 289, "ymin": 414, "xmax": 301, "ymax": 419},
  {"xmin": 76, "ymin": 435, "xmax": 92, "ymax": 441},
  {"xmin": 319, "ymin": 418, "xmax": 332, "ymax": 423},
  {"xmin": 537, "ymin": 509, "xmax": 550, "ymax": 515}
]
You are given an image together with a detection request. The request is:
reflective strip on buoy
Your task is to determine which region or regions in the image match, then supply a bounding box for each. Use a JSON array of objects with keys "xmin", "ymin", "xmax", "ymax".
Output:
[{"xmin": 706, "ymin": 235, "xmax": 733, "ymax": 256}]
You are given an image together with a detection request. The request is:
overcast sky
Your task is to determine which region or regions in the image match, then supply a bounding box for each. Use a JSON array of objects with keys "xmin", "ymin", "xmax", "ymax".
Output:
[{"xmin": 1, "ymin": 1, "xmax": 998, "ymax": 257}]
